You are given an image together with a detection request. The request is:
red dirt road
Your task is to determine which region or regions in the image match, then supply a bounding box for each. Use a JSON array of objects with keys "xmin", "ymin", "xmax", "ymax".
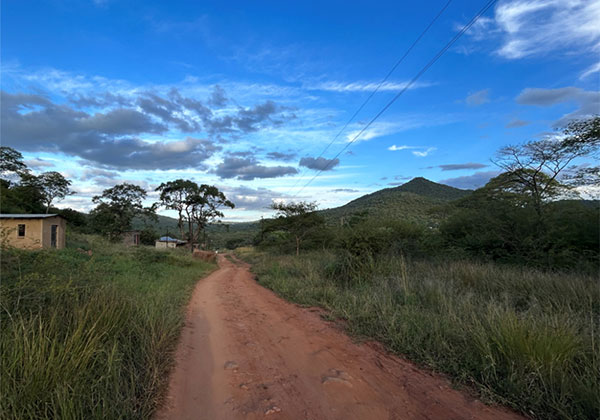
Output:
[{"xmin": 156, "ymin": 256, "xmax": 523, "ymax": 420}]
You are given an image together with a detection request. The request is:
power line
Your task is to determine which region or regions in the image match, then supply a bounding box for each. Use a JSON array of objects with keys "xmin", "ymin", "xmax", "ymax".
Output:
[
  {"xmin": 291, "ymin": 0, "xmax": 497, "ymax": 199},
  {"xmin": 285, "ymin": 0, "xmax": 454, "ymax": 195}
]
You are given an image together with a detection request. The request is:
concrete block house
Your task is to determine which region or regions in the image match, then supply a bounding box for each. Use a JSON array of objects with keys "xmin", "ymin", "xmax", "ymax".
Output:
[{"xmin": 0, "ymin": 214, "xmax": 66, "ymax": 249}]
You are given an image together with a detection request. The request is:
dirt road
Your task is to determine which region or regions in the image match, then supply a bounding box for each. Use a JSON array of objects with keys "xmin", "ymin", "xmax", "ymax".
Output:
[{"xmin": 156, "ymin": 256, "xmax": 522, "ymax": 420}]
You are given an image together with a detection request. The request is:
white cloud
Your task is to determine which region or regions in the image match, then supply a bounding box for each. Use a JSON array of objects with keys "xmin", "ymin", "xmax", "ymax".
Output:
[
  {"xmin": 461, "ymin": 0, "xmax": 600, "ymax": 59},
  {"xmin": 388, "ymin": 145, "xmax": 436, "ymax": 157},
  {"xmin": 388, "ymin": 145, "xmax": 416, "ymax": 151},
  {"xmin": 344, "ymin": 116, "xmax": 447, "ymax": 143},
  {"xmin": 412, "ymin": 147, "xmax": 436, "ymax": 157},
  {"xmin": 580, "ymin": 62, "xmax": 600, "ymax": 80},
  {"xmin": 310, "ymin": 80, "xmax": 431, "ymax": 93},
  {"xmin": 495, "ymin": 0, "xmax": 600, "ymax": 59}
]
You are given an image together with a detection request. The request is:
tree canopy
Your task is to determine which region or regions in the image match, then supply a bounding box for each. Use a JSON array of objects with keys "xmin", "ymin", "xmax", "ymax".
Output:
[
  {"xmin": 91, "ymin": 183, "xmax": 156, "ymax": 240},
  {"xmin": 263, "ymin": 201, "xmax": 324, "ymax": 256},
  {"xmin": 155, "ymin": 180, "xmax": 234, "ymax": 247}
]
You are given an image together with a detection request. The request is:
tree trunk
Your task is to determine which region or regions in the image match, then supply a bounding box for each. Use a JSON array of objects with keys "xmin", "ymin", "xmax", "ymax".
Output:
[
  {"xmin": 295, "ymin": 236, "xmax": 300, "ymax": 256},
  {"xmin": 178, "ymin": 210, "xmax": 185, "ymax": 243},
  {"xmin": 188, "ymin": 219, "xmax": 194, "ymax": 253}
]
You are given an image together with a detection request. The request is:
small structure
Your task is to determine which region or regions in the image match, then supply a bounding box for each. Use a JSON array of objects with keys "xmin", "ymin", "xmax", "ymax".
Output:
[
  {"xmin": 155, "ymin": 236, "xmax": 187, "ymax": 249},
  {"xmin": 122, "ymin": 230, "xmax": 141, "ymax": 246},
  {"xmin": 0, "ymin": 214, "xmax": 66, "ymax": 250}
]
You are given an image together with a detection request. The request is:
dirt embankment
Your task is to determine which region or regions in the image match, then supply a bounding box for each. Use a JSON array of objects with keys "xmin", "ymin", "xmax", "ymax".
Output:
[{"xmin": 155, "ymin": 256, "xmax": 523, "ymax": 420}]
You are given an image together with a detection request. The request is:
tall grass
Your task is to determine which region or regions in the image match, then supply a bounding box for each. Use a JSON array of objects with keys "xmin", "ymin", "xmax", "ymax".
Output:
[
  {"xmin": 0, "ymin": 234, "xmax": 214, "ymax": 419},
  {"xmin": 238, "ymin": 248, "xmax": 599, "ymax": 419}
]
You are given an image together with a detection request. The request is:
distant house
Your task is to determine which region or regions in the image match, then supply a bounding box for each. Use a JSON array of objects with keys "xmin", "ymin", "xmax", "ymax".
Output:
[
  {"xmin": 155, "ymin": 236, "xmax": 187, "ymax": 249},
  {"xmin": 121, "ymin": 230, "xmax": 141, "ymax": 246},
  {"xmin": 0, "ymin": 214, "xmax": 66, "ymax": 250}
]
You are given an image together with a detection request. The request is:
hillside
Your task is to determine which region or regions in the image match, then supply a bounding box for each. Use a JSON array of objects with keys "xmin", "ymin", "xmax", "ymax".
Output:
[
  {"xmin": 133, "ymin": 178, "xmax": 471, "ymax": 245},
  {"xmin": 321, "ymin": 177, "xmax": 471, "ymax": 225}
]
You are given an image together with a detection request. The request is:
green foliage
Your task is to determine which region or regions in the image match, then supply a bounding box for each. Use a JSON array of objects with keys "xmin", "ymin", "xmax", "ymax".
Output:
[
  {"xmin": 0, "ymin": 146, "xmax": 28, "ymax": 180},
  {"xmin": 139, "ymin": 227, "xmax": 159, "ymax": 246},
  {"xmin": 155, "ymin": 179, "xmax": 234, "ymax": 246},
  {"xmin": 21, "ymin": 171, "xmax": 74, "ymax": 213},
  {"xmin": 240, "ymin": 249, "xmax": 599, "ymax": 420},
  {"xmin": 441, "ymin": 182, "xmax": 600, "ymax": 270},
  {"xmin": 493, "ymin": 116, "xmax": 599, "ymax": 217},
  {"xmin": 57, "ymin": 207, "xmax": 90, "ymax": 231},
  {"xmin": 0, "ymin": 235, "xmax": 214, "ymax": 419},
  {"xmin": 90, "ymin": 183, "xmax": 155, "ymax": 240},
  {"xmin": 262, "ymin": 201, "xmax": 325, "ymax": 255},
  {"xmin": 0, "ymin": 179, "xmax": 46, "ymax": 213},
  {"xmin": 321, "ymin": 177, "xmax": 469, "ymax": 226}
]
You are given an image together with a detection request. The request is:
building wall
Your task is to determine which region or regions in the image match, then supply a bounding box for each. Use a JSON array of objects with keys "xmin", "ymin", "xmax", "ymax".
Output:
[
  {"xmin": 0, "ymin": 217, "xmax": 66, "ymax": 250},
  {"xmin": 155, "ymin": 241, "xmax": 177, "ymax": 249},
  {"xmin": 41, "ymin": 217, "xmax": 66, "ymax": 249},
  {"xmin": 1, "ymin": 219, "xmax": 44, "ymax": 249},
  {"xmin": 122, "ymin": 231, "xmax": 140, "ymax": 246}
]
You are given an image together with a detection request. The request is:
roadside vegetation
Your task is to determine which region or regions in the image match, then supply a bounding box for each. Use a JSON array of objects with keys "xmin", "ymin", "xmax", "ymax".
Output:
[
  {"xmin": 240, "ymin": 118, "xmax": 600, "ymax": 419},
  {"xmin": 0, "ymin": 234, "xmax": 214, "ymax": 419},
  {"xmin": 239, "ymin": 248, "xmax": 598, "ymax": 419}
]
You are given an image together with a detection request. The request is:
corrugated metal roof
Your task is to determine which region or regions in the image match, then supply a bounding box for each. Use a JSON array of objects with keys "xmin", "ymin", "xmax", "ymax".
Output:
[
  {"xmin": 0, "ymin": 214, "xmax": 63, "ymax": 219},
  {"xmin": 158, "ymin": 236, "xmax": 186, "ymax": 243}
]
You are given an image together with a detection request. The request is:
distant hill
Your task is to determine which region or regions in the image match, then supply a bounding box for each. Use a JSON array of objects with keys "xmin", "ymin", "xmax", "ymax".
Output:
[
  {"xmin": 320, "ymin": 177, "xmax": 471, "ymax": 226},
  {"xmin": 392, "ymin": 177, "xmax": 471, "ymax": 201},
  {"xmin": 132, "ymin": 214, "xmax": 181, "ymax": 235},
  {"xmin": 134, "ymin": 178, "xmax": 471, "ymax": 244}
]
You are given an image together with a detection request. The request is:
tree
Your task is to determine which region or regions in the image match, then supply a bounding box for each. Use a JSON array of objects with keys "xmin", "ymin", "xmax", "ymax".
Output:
[
  {"xmin": 265, "ymin": 201, "xmax": 324, "ymax": 256},
  {"xmin": 21, "ymin": 171, "xmax": 74, "ymax": 213},
  {"xmin": 155, "ymin": 179, "xmax": 199, "ymax": 240},
  {"xmin": 90, "ymin": 183, "xmax": 155, "ymax": 240},
  {"xmin": 493, "ymin": 116, "xmax": 599, "ymax": 219},
  {"xmin": 188, "ymin": 184, "xmax": 234, "ymax": 247},
  {"xmin": 0, "ymin": 146, "xmax": 29, "ymax": 182},
  {"xmin": 155, "ymin": 180, "xmax": 234, "ymax": 249}
]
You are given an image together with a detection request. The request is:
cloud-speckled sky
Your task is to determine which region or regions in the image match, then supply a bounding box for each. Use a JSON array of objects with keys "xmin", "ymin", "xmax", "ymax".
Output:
[{"xmin": 2, "ymin": 0, "xmax": 599, "ymax": 221}]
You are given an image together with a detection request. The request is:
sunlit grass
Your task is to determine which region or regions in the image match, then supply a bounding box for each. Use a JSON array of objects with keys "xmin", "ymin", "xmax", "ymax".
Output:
[
  {"xmin": 238, "ymin": 248, "xmax": 599, "ymax": 420},
  {"xmin": 0, "ymin": 234, "xmax": 214, "ymax": 419}
]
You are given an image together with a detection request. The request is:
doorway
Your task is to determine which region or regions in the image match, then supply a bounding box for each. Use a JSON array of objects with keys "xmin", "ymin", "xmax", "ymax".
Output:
[{"xmin": 51, "ymin": 225, "xmax": 58, "ymax": 248}]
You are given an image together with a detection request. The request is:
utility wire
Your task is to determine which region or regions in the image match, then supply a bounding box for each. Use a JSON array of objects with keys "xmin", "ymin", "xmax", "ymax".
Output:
[
  {"xmin": 291, "ymin": 0, "xmax": 497, "ymax": 199},
  {"xmin": 285, "ymin": 0, "xmax": 454, "ymax": 195}
]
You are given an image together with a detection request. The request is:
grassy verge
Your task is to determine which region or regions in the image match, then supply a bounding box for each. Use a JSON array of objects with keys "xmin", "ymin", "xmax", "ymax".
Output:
[
  {"xmin": 1, "ymin": 234, "xmax": 214, "ymax": 420},
  {"xmin": 236, "ymin": 248, "xmax": 599, "ymax": 420}
]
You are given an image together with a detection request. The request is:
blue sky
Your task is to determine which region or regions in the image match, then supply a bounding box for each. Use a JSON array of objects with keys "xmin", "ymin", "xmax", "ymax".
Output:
[{"xmin": 2, "ymin": 0, "xmax": 599, "ymax": 221}]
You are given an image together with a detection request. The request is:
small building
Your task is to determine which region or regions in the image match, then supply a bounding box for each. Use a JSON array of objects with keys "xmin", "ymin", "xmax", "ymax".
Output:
[
  {"xmin": 0, "ymin": 214, "xmax": 66, "ymax": 250},
  {"xmin": 122, "ymin": 230, "xmax": 141, "ymax": 246},
  {"xmin": 155, "ymin": 236, "xmax": 187, "ymax": 249}
]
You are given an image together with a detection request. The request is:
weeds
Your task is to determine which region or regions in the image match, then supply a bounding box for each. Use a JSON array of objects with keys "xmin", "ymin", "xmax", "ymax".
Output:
[
  {"xmin": 0, "ymin": 234, "xmax": 214, "ymax": 420},
  {"xmin": 238, "ymin": 248, "xmax": 600, "ymax": 419}
]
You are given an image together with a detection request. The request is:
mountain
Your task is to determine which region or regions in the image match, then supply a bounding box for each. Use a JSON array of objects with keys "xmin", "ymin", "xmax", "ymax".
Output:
[
  {"xmin": 135, "ymin": 178, "xmax": 471, "ymax": 245},
  {"xmin": 392, "ymin": 177, "xmax": 471, "ymax": 201},
  {"xmin": 320, "ymin": 177, "xmax": 471, "ymax": 225}
]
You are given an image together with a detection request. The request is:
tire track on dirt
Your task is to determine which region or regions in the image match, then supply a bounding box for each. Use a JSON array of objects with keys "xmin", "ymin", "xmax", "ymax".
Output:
[{"xmin": 155, "ymin": 256, "xmax": 523, "ymax": 420}]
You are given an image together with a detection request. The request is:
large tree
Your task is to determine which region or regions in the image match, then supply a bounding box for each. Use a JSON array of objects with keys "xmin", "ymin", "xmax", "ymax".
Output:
[
  {"xmin": 21, "ymin": 171, "xmax": 74, "ymax": 213},
  {"xmin": 90, "ymin": 183, "xmax": 155, "ymax": 240},
  {"xmin": 492, "ymin": 116, "xmax": 599, "ymax": 219},
  {"xmin": 155, "ymin": 179, "xmax": 199, "ymax": 240},
  {"xmin": 156, "ymin": 180, "xmax": 234, "ymax": 248},
  {"xmin": 264, "ymin": 201, "xmax": 324, "ymax": 256},
  {"xmin": 187, "ymin": 184, "xmax": 234, "ymax": 248},
  {"xmin": 0, "ymin": 147, "xmax": 29, "ymax": 182}
]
